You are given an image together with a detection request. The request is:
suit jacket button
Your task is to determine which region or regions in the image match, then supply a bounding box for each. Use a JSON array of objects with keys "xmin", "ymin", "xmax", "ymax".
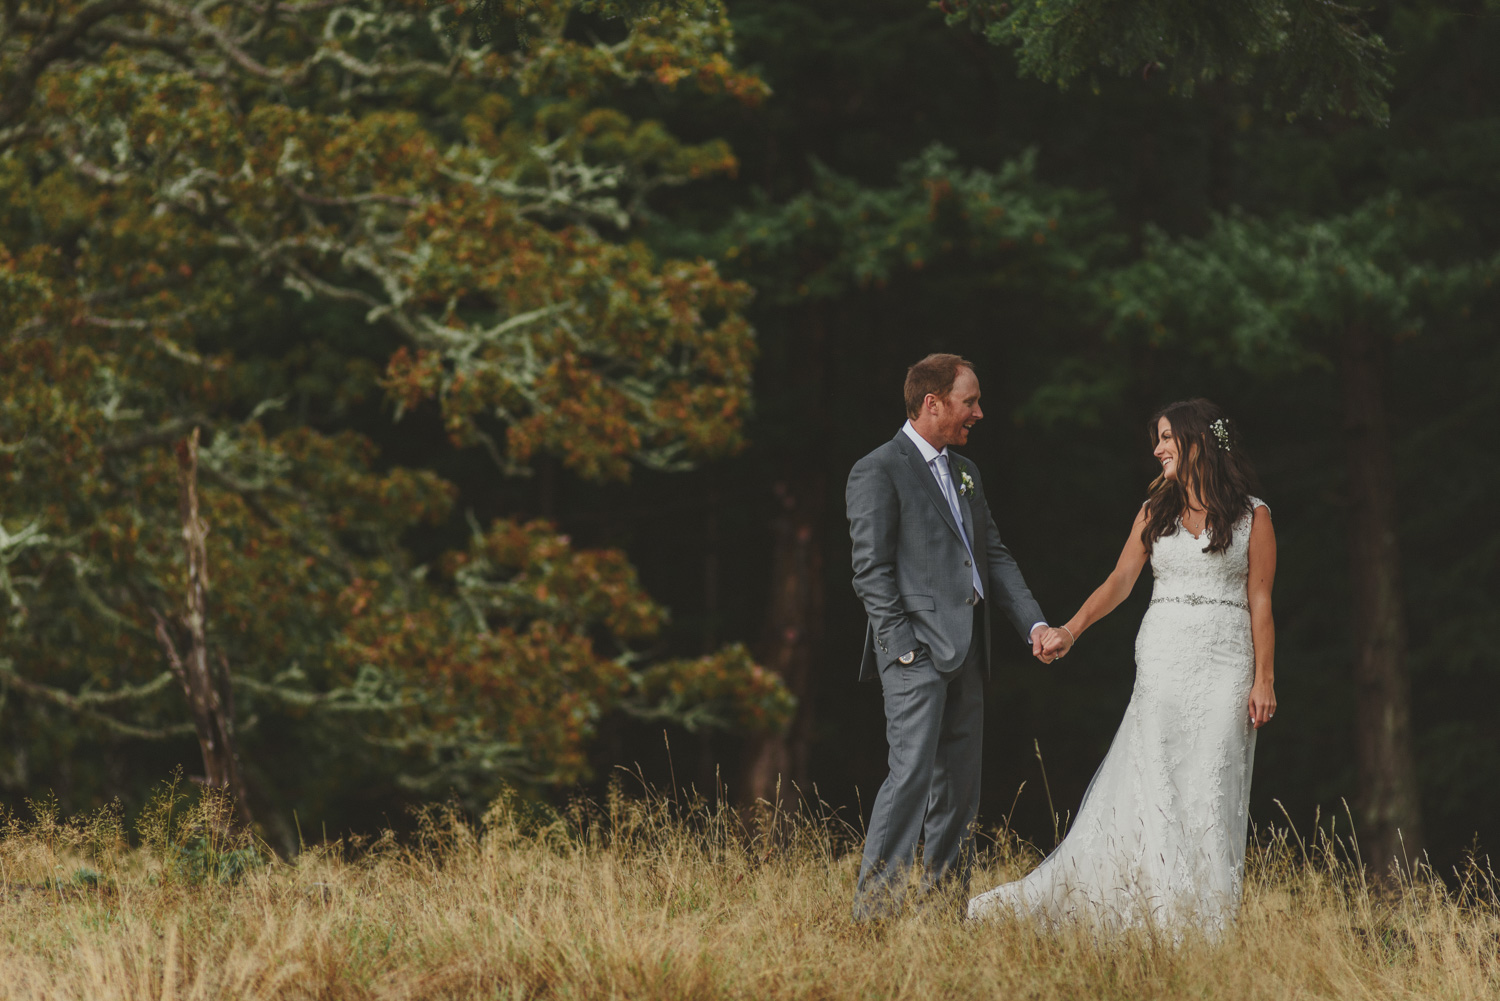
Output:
[
  {"xmin": 965, "ymin": 596, "xmax": 974, "ymax": 605},
  {"xmin": 964, "ymin": 560, "xmax": 971, "ymax": 567}
]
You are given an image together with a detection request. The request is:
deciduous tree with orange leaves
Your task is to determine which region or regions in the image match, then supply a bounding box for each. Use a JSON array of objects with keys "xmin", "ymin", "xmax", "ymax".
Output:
[{"xmin": 0, "ymin": 0, "xmax": 789, "ymax": 839}]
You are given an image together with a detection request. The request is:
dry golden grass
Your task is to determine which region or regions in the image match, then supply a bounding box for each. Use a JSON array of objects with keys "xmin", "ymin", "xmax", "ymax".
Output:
[{"xmin": 0, "ymin": 777, "xmax": 1495, "ymax": 1001}]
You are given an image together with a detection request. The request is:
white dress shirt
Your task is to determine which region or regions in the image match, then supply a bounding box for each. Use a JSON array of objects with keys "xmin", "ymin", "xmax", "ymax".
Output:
[{"xmin": 902, "ymin": 421, "xmax": 1048, "ymax": 645}]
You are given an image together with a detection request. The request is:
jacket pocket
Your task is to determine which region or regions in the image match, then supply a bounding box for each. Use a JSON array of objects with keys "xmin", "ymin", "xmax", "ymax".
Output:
[{"xmin": 900, "ymin": 593, "xmax": 935, "ymax": 612}]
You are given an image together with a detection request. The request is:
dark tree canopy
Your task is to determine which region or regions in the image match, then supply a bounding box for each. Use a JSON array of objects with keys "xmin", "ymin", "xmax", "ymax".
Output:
[
  {"xmin": 942, "ymin": 0, "xmax": 1393, "ymax": 124},
  {"xmin": 1, "ymin": 0, "xmax": 1497, "ymax": 871}
]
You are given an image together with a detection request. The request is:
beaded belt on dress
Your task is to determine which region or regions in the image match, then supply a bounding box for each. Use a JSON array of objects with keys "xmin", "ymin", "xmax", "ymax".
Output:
[{"xmin": 1149, "ymin": 594, "xmax": 1249, "ymax": 610}]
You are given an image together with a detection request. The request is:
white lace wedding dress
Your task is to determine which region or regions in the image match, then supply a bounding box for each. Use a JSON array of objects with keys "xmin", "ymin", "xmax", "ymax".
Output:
[{"xmin": 968, "ymin": 499, "xmax": 1268, "ymax": 934}]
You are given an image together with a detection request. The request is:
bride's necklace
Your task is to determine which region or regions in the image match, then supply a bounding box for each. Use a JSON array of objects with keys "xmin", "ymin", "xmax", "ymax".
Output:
[{"xmin": 1182, "ymin": 505, "xmax": 1207, "ymax": 538}]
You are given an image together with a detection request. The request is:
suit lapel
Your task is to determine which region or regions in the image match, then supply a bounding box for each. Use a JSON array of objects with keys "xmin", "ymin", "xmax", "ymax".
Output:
[
  {"xmin": 951, "ymin": 457, "xmax": 979, "ymax": 549},
  {"xmin": 895, "ymin": 432, "xmax": 966, "ymax": 545}
]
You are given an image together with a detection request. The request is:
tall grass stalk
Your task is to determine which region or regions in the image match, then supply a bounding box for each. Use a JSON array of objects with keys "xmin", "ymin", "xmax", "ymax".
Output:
[{"xmin": 0, "ymin": 778, "xmax": 1493, "ymax": 1000}]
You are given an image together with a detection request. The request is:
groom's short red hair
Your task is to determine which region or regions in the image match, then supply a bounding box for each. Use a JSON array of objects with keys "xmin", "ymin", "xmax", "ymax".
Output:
[{"xmin": 904, "ymin": 353, "xmax": 975, "ymax": 419}]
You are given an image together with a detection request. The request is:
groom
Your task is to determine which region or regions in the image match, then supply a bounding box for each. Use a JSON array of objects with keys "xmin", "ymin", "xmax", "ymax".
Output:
[{"xmin": 846, "ymin": 353, "xmax": 1051, "ymax": 920}]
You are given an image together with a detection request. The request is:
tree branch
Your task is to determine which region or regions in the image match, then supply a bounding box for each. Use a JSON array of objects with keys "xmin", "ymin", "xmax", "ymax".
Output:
[
  {"xmin": 100, "ymin": 416, "xmax": 214, "ymax": 454},
  {"xmin": 282, "ymin": 178, "xmax": 419, "ymax": 209},
  {"xmin": 0, "ymin": 660, "xmax": 196, "ymax": 740}
]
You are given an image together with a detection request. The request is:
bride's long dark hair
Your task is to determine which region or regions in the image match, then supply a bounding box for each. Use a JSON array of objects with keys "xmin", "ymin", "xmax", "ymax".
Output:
[{"xmin": 1141, "ymin": 399, "xmax": 1261, "ymax": 556}]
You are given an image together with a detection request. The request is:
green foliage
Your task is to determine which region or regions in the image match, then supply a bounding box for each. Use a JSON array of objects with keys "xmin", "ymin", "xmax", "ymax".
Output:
[
  {"xmin": 1019, "ymin": 193, "xmax": 1500, "ymax": 429},
  {"xmin": 941, "ymin": 0, "xmax": 1392, "ymax": 125},
  {"xmin": 628, "ymin": 642, "xmax": 794, "ymax": 732},
  {"xmin": 135, "ymin": 773, "xmax": 267, "ymax": 885},
  {"xmin": 1103, "ymin": 196, "xmax": 1500, "ymax": 371},
  {"xmin": 722, "ymin": 144, "xmax": 1113, "ymax": 306}
]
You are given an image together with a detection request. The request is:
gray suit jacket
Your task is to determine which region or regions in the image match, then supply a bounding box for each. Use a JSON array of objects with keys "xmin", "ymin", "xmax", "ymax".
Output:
[{"xmin": 847, "ymin": 430, "xmax": 1045, "ymax": 681}]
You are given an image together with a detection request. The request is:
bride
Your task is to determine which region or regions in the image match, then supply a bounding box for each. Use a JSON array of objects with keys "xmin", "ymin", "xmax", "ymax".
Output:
[{"xmin": 968, "ymin": 398, "xmax": 1277, "ymax": 933}]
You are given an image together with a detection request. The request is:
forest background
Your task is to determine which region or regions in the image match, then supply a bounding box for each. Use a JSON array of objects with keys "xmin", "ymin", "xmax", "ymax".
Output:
[{"xmin": 1, "ymin": 0, "xmax": 1497, "ymax": 878}]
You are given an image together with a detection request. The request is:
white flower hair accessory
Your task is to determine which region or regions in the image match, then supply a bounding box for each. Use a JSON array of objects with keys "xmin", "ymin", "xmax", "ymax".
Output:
[{"xmin": 1210, "ymin": 418, "xmax": 1232, "ymax": 452}]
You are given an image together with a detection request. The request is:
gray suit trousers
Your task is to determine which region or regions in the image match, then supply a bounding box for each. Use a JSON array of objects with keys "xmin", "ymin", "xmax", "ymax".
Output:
[{"xmin": 853, "ymin": 601, "xmax": 986, "ymax": 921}]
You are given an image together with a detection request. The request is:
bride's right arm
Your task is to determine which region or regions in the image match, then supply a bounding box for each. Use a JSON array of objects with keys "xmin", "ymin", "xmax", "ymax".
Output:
[{"xmin": 1042, "ymin": 506, "xmax": 1151, "ymax": 658}]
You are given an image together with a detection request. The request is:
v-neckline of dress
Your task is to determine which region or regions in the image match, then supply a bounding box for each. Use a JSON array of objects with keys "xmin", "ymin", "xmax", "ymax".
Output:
[{"xmin": 1178, "ymin": 516, "xmax": 1206, "ymax": 542}]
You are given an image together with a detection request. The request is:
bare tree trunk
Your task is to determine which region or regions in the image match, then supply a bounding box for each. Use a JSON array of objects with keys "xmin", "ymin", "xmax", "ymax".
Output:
[
  {"xmin": 742, "ymin": 474, "xmax": 823, "ymax": 808},
  {"xmin": 1341, "ymin": 323, "xmax": 1424, "ymax": 872},
  {"xmin": 696, "ymin": 485, "xmax": 722, "ymax": 796},
  {"xmin": 153, "ymin": 428, "xmax": 254, "ymax": 830},
  {"xmin": 702, "ymin": 482, "xmax": 721, "ymax": 655},
  {"xmin": 740, "ymin": 303, "xmax": 830, "ymax": 810}
]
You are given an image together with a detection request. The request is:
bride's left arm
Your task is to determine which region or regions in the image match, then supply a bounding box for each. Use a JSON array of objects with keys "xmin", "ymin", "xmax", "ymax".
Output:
[
  {"xmin": 1038, "ymin": 506, "xmax": 1152, "ymax": 661},
  {"xmin": 1247, "ymin": 506, "xmax": 1277, "ymax": 729}
]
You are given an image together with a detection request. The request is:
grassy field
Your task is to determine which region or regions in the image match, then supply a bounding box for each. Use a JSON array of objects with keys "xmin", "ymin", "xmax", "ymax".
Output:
[{"xmin": 0, "ymin": 778, "xmax": 1495, "ymax": 1001}]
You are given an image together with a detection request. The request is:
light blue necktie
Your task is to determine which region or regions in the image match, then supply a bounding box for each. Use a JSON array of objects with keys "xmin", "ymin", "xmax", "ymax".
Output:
[{"xmin": 935, "ymin": 454, "xmax": 985, "ymax": 600}]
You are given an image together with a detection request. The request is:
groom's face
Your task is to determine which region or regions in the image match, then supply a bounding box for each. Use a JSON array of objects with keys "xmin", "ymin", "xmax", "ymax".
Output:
[{"xmin": 932, "ymin": 366, "xmax": 983, "ymax": 448}]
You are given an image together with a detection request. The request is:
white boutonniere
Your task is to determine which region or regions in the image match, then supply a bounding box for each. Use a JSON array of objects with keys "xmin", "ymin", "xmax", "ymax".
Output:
[{"xmin": 956, "ymin": 465, "xmax": 975, "ymax": 497}]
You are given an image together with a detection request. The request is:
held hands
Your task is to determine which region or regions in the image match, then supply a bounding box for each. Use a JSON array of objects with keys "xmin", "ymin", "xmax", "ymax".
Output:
[
  {"xmin": 1032, "ymin": 625, "xmax": 1075, "ymax": 664},
  {"xmin": 1248, "ymin": 679, "xmax": 1277, "ymax": 728}
]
